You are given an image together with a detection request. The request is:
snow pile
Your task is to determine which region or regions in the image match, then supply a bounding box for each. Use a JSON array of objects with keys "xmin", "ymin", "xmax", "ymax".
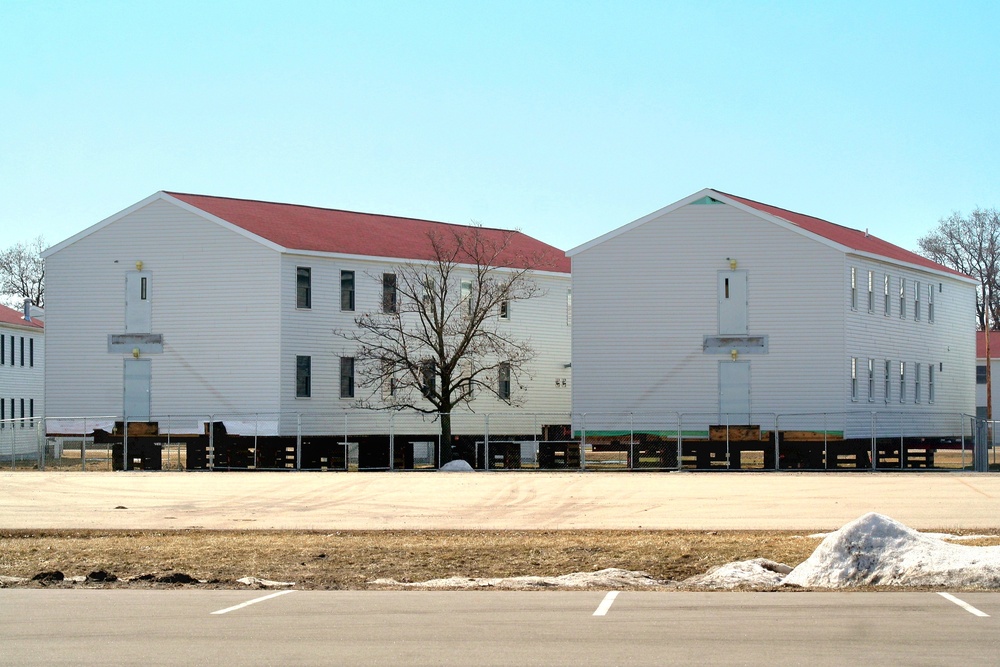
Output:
[
  {"xmin": 683, "ymin": 558, "xmax": 791, "ymax": 589},
  {"xmin": 372, "ymin": 567, "xmax": 665, "ymax": 589},
  {"xmin": 784, "ymin": 513, "xmax": 1000, "ymax": 588},
  {"xmin": 439, "ymin": 460, "xmax": 475, "ymax": 472}
]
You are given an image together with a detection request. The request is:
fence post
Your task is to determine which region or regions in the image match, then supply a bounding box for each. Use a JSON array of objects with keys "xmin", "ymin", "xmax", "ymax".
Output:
[
  {"xmin": 580, "ymin": 413, "xmax": 587, "ymax": 470},
  {"xmin": 774, "ymin": 414, "xmax": 780, "ymax": 471},
  {"xmin": 296, "ymin": 413, "xmax": 302, "ymax": 470},
  {"xmin": 389, "ymin": 412, "xmax": 395, "ymax": 471},
  {"xmin": 123, "ymin": 414, "xmax": 129, "ymax": 472},
  {"xmin": 728, "ymin": 413, "xmax": 733, "ymax": 470},
  {"xmin": 36, "ymin": 420, "xmax": 43, "ymax": 471},
  {"xmin": 628, "ymin": 413, "xmax": 634, "ymax": 471},
  {"xmin": 869, "ymin": 412, "xmax": 875, "ymax": 471},
  {"xmin": 485, "ymin": 413, "xmax": 491, "ymax": 471},
  {"xmin": 677, "ymin": 413, "xmax": 683, "ymax": 471},
  {"xmin": 82, "ymin": 417, "xmax": 87, "ymax": 472},
  {"xmin": 208, "ymin": 414, "xmax": 214, "ymax": 470},
  {"xmin": 253, "ymin": 413, "xmax": 259, "ymax": 470}
]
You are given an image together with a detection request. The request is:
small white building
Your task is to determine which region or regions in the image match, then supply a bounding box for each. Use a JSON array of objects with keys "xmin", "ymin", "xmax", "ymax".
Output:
[
  {"xmin": 41, "ymin": 192, "xmax": 571, "ymax": 440},
  {"xmin": 0, "ymin": 302, "xmax": 44, "ymax": 455},
  {"xmin": 568, "ymin": 189, "xmax": 977, "ymax": 443},
  {"xmin": 975, "ymin": 331, "xmax": 1000, "ymax": 420}
]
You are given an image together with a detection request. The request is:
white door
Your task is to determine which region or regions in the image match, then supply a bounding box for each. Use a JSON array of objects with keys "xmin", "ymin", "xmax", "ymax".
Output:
[
  {"xmin": 125, "ymin": 271, "xmax": 152, "ymax": 333},
  {"xmin": 718, "ymin": 270, "xmax": 748, "ymax": 335},
  {"xmin": 124, "ymin": 358, "xmax": 151, "ymax": 420},
  {"xmin": 719, "ymin": 361, "xmax": 751, "ymax": 423}
]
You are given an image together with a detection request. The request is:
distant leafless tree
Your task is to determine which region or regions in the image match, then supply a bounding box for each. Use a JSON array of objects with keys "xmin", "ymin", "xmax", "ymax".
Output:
[
  {"xmin": 918, "ymin": 208, "xmax": 1000, "ymax": 329},
  {"xmin": 0, "ymin": 236, "xmax": 45, "ymax": 308},
  {"xmin": 335, "ymin": 226, "xmax": 549, "ymax": 463}
]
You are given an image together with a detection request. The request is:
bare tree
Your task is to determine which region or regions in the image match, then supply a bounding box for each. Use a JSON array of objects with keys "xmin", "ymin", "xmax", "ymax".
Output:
[
  {"xmin": 918, "ymin": 208, "xmax": 1000, "ymax": 329},
  {"xmin": 335, "ymin": 226, "xmax": 549, "ymax": 463},
  {"xmin": 0, "ymin": 236, "xmax": 45, "ymax": 308}
]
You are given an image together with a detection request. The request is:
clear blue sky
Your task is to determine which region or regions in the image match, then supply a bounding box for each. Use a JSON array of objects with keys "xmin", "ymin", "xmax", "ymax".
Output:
[{"xmin": 2, "ymin": 0, "xmax": 998, "ymax": 255}]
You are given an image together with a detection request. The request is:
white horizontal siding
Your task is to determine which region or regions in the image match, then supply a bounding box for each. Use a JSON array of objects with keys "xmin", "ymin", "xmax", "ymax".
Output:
[
  {"xmin": 279, "ymin": 254, "xmax": 572, "ymax": 428},
  {"xmin": 572, "ymin": 202, "xmax": 846, "ymax": 421},
  {"xmin": 843, "ymin": 259, "xmax": 976, "ymax": 420},
  {"xmin": 44, "ymin": 199, "xmax": 282, "ymax": 419},
  {"xmin": 0, "ymin": 324, "xmax": 44, "ymax": 426}
]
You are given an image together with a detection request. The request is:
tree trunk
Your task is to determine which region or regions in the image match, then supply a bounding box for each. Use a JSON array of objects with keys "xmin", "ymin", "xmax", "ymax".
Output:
[{"xmin": 439, "ymin": 411, "xmax": 454, "ymax": 465}]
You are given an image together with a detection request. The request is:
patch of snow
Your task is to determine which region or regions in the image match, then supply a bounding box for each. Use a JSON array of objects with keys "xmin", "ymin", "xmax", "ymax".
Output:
[
  {"xmin": 784, "ymin": 513, "xmax": 1000, "ymax": 588},
  {"xmin": 439, "ymin": 460, "xmax": 475, "ymax": 472},
  {"xmin": 808, "ymin": 530, "xmax": 992, "ymax": 541},
  {"xmin": 372, "ymin": 567, "xmax": 665, "ymax": 589},
  {"xmin": 237, "ymin": 577, "xmax": 295, "ymax": 587},
  {"xmin": 683, "ymin": 558, "xmax": 791, "ymax": 589}
]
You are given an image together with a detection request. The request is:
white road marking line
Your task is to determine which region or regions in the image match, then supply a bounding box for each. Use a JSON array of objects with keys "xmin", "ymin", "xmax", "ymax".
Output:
[
  {"xmin": 593, "ymin": 591, "xmax": 619, "ymax": 616},
  {"xmin": 938, "ymin": 592, "xmax": 990, "ymax": 617},
  {"xmin": 211, "ymin": 590, "xmax": 296, "ymax": 615}
]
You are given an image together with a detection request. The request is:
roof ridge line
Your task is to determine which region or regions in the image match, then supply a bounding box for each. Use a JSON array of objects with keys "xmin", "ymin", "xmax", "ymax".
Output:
[
  {"xmin": 164, "ymin": 191, "xmax": 521, "ymax": 236},
  {"xmin": 715, "ymin": 189, "xmax": 874, "ymax": 237}
]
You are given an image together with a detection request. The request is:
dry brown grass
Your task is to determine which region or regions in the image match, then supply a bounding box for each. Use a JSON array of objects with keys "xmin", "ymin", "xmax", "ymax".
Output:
[
  {"xmin": 5, "ymin": 529, "xmax": 1000, "ymax": 590},
  {"xmin": 0, "ymin": 529, "xmax": 823, "ymax": 588}
]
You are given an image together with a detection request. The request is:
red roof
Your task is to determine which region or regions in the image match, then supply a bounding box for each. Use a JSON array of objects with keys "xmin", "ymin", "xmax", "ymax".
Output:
[
  {"xmin": 165, "ymin": 192, "xmax": 571, "ymax": 273},
  {"xmin": 977, "ymin": 331, "xmax": 1000, "ymax": 358},
  {"xmin": 719, "ymin": 192, "xmax": 967, "ymax": 278},
  {"xmin": 0, "ymin": 303, "xmax": 42, "ymax": 330}
]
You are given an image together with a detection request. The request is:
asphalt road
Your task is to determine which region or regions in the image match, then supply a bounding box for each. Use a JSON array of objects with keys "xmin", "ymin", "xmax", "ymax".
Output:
[
  {"xmin": 4, "ymin": 470, "xmax": 1000, "ymax": 531},
  {"xmin": 2, "ymin": 590, "xmax": 998, "ymax": 666}
]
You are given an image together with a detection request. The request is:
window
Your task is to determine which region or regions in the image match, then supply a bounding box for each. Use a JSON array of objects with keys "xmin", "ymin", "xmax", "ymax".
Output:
[
  {"xmin": 567, "ymin": 288, "xmax": 572, "ymax": 326},
  {"xmin": 899, "ymin": 278, "xmax": 906, "ymax": 319},
  {"xmin": 978, "ymin": 365, "xmax": 988, "ymax": 384},
  {"xmin": 461, "ymin": 280, "xmax": 473, "ymax": 315},
  {"xmin": 420, "ymin": 360, "xmax": 436, "ymax": 397},
  {"xmin": 850, "ymin": 268, "xmax": 857, "ymax": 310},
  {"xmin": 884, "ymin": 360, "xmax": 892, "ymax": 404},
  {"xmin": 929, "ymin": 364, "xmax": 935, "ymax": 403},
  {"xmin": 499, "ymin": 362, "xmax": 512, "ymax": 400},
  {"xmin": 867, "ymin": 271, "xmax": 874, "ymax": 313},
  {"xmin": 29, "ymin": 338, "xmax": 33, "ymax": 367},
  {"xmin": 461, "ymin": 360, "xmax": 474, "ymax": 400},
  {"xmin": 884, "ymin": 274, "xmax": 891, "ymax": 316},
  {"xmin": 851, "ymin": 357, "xmax": 858, "ymax": 401},
  {"xmin": 140, "ymin": 276, "xmax": 148, "ymax": 300},
  {"xmin": 1, "ymin": 336, "xmax": 3, "ymax": 365},
  {"xmin": 296, "ymin": 267, "xmax": 311, "ymax": 309},
  {"xmin": 914, "ymin": 363, "xmax": 921, "ymax": 403},
  {"xmin": 928, "ymin": 284, "xmax": 935, "ymax": 322},
  {"xmin": 422, "ymin": 276, "xmax": 435, "ymax": 305},
  {"xmin": 914, "ymin": 281, "xmax": 921, "ymax": 321},
  {"xmin": 341, "ymin": 271, "xmax": 355, "ymax": 311},
  {"xmin": 295, "ymin": 356, "xmax": 311, "ymax": 398},
  {"xmin": 20, "ymin": 398, "xmax": 24, "ymax": 420},
  {"xmin": 899, "ymin": 361, "xmax": 906, "ymax": 403},
  {"xmin": 29, "ymin": 398, "xmax": 33, "ymax": 419},
  {"xmin": 382, "ymin": 273, "xmax": 397, "ymax": 313},
  {"xmin": 381, "ymin": 360, "xmax": 397, "ymax": 399},
  {"xmin": 19, "ymin": 337, "xmax": 24, "ymax": 366},
  {"xmin": 499, "ymin": 300, "xmax": 510, "ymax": 320},
  {"xmin": 8, "ymin": 335, "xmax": 12, "ymax": 365},
  {"xmin": 340, "ymin": 357, "xmax": 355, "ymax": 399},
  {"xmin": 867, "ymin": 358, "xmax": 875, "ymax": 402}
]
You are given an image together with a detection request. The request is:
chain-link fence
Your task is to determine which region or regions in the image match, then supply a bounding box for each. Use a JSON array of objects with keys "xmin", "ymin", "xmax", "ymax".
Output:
[{"xmin": 7, "ymin": 409, "xmax": 991, "ymax": 472}]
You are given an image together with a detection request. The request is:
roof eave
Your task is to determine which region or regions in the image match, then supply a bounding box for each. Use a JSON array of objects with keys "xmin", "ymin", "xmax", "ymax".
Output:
[{"xmin": 281, "ymin": 248, "xmax": 570, "ymax": 276}]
